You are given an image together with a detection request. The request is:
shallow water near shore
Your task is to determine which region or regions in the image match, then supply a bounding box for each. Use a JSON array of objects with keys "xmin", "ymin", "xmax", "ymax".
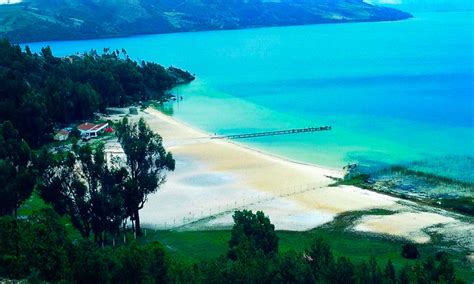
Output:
[{"xmin": 25, "ymin": 11, "xmax": 474, "ymax": 184}]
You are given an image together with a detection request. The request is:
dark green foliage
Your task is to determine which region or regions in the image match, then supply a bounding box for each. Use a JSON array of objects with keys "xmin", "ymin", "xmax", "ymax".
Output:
[
  {"xmin": 228, "ymin": 210, "xmax": 278, "ymax": 260},
  {"xmin": 329, "ymin": 257, "xmax": 356, "ymax": 284},
  {"xmin": 116, "ymin": 117, "xmax": 175, "ymax": 236},
  {"xmin": 0, "ymin": 121, "xmax": 35, "ymax": 217},
  {"xmin": 70, "ymin": 241, "xmax": 169, "ymax": 284},
  {"xmin": 305, "ymin": 237, "xmax": 334, "ymax": 281},
  {"xmin": 70, "ymin": 240, "xmax": 118, "ymax": 284},
  {"xmin": 35, "ymin": 116, "xmax": 173, "ymax": 243},
  {"xmin": 24, "ymin": 209, "xmax": 70, "ymax": 282},
  {"xmin": 384, "ymin": 260, "xmax": 397, "ymax": 284},
  {"xmin": 0, "ymin": 39, "xmax": 194, "ymax": 147},
  {"xmin": 402, "ymin": 243, "xmax": 420, "ymax": 259},
  {"xmin": 398, "ymin": 265, "xmax": 411, "ymax": 284},
  {"xmin": 0, "ymin": 209, "xmax": 69, "ymax": 282},
  {"xmin": 0, "ymin": 212, "xmax": 169, "ymax": 283},
  {"xmin": 0, "ymin": 208, "xmax": 466, "ymax": 283},
  {"xmin": 0, "ymin": 215, "xmax": 24, "ymax": 278},
  {"xmin": 39, "ymin": 144, "xmax": 127, "ymax": 242},
  {"xmin": 277, "ymin": 250, "xmax": 315, "ymax": 283}
]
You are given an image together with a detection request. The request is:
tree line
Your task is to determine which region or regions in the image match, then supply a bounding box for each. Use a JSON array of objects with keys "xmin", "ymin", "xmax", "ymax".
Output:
[
  {"xmin": 0, "ymin": 38, "xmax": 189, "ymax": 239},
  {"xmin": 38, "ymin": 117, "xmax": 174, "ymax": 241},
  {"xmin": 0, "ymin": 209, "xmax": 463, "ymax": 283},
  {"xmin": 0, "ymin": 39, "xmax": 194, "ymax": 147}
]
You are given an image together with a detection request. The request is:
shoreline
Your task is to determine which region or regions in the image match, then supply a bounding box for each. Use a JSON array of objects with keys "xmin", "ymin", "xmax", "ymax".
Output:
[
  {"xmin": 16, "ymin": 16, "xmax": 413, "ymax": 45},
  {"xmin": 150, "ymin": 107, "xmax": 343, "ymax": 174},
  {"xmin": 136, "ymin": 107, "xmax": 471, "ymax": 245}
]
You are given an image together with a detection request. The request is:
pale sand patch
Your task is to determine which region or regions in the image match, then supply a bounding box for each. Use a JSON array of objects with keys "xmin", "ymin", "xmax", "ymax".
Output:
[
  {"xmin": 353, "ymin": 212, "xmax": 457, "ymax": 243},
  {"xmin": 134, "ymin": 108, "xmax": 462, "ymax": 243}
]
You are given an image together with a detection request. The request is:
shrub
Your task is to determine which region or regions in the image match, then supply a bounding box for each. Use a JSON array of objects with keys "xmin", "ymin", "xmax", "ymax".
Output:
[{"xmin": 402, "ymin": 243, "xmax": 420, "ymax": 259}]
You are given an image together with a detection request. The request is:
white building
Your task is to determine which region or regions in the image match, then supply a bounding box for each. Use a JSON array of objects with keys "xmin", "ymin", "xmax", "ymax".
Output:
[{"xmin": 77, "ymin": 122, "xmax": 108, "ymax": 139}]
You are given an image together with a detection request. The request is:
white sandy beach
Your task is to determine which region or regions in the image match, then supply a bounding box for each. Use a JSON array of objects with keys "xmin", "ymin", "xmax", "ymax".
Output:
[{"xmin": 122, "ymin": 108, "xmax": 468, "ymax": 244}]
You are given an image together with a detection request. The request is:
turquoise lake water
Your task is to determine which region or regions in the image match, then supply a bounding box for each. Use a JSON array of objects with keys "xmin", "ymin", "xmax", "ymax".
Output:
[{"xmin": 26, "ymin": 12, "xmax": 474, "ymax": 182}]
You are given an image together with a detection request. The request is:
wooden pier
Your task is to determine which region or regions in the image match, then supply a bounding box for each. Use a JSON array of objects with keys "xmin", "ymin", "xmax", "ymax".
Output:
[{"xmin": 211, "ymin": 126, "xmax": 332, "ymax": 140}]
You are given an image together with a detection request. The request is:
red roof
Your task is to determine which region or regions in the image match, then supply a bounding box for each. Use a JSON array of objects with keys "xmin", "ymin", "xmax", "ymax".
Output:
[
  {"xmin": 58, "ymin": 129, "xmax": 70, "ymax": 136},
  {"xmin": 77, "ymin": 123, "xmax": 108, "ymax": 132},
  {"xmin": 77, "ymin": 123, "xmax": 96, "ymax": 131},
  {"xmin": 105, "ymin": 126, "xmax": 114, "ymax": 133}
]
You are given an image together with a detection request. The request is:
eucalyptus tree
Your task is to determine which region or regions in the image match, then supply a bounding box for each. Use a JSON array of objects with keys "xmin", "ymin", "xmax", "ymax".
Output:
[
  {"xmin": 39, "ymin": 144, "xmax": 126, "ymax": 242},
  {"xmin": 116, "ymin": 117, "xmax": 175, "ymax": 235},
  {"xmin": 0, "ymin": 121, "xmax": 35, "ymax": 217}
]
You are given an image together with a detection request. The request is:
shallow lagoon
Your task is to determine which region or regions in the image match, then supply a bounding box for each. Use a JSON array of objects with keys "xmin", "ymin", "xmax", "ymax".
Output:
[{"xmin": 26, "ymin": 12, "xmax": 474, "ymax": 183}]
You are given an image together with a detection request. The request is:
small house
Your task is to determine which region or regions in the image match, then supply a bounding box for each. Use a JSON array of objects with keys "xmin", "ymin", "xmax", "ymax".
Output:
[
  {"xmin": 77, "ymin": 122, "xmax": 108, "ymax": 139},
  {"xmin": 54, "ymin": 129, "xmax": 70, "ymax": 141}
]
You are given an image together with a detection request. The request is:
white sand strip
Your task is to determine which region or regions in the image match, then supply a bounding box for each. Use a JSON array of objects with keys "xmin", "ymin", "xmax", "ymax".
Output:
[{"xmin": 125, "ymin": 108, "xmax": 462, "ymax": 244}]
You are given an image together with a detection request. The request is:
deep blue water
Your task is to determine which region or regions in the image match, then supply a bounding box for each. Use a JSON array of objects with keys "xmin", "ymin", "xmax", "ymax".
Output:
[{"xmin": 25, "ymin": 12, "xmax": 474, "ymax": 182}]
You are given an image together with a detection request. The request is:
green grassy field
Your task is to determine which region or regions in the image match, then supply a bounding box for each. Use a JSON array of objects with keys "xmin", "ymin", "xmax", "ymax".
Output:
[
  {"xmin": 19, "ymin": 193, "xmax": 473, "ymax": 281},
  {"xmin": 18, "ymin": 191, "xmax": 83, "ymax": 240},
  {"xmin": 141, "ymin": 211, "xmax": 473, "ymax": 281},
  {"xmin": 143, "ymin": 229, "xmax": 472, "ymax": 281}
]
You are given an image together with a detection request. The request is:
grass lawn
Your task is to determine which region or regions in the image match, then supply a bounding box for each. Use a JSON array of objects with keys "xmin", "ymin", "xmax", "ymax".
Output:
[
  {"xmin": 142, "ymin": 210, "xmax": 473, "ymax": 281},
  {"xmin": 18, "ymin": 190, "xmax": 83, "ymax": 240},
  {"xmin": 18, "ymin": 193, "xmax": 473, "ymax": 281}
]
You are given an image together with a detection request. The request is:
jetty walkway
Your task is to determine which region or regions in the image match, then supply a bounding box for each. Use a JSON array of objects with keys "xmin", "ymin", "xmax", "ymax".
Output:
[{"xmin": 211, "ymin": 126, "xmax": 332, "ymax": 140}]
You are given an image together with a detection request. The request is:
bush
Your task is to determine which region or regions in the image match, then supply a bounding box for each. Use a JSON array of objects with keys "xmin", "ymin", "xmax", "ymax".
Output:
[
  {"xmin": 227, "ymin": 210, "xmax": 278, "ymax": 260},
  {"xmin": 402, "ymin": 243, "xmax": 420, "ymax": 259}
]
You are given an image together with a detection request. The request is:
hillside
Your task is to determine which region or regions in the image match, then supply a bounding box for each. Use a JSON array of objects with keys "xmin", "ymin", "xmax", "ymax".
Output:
[
  {"xmin": 0, "ymin": 0, "xmax": 412, "ymax": 43},
  {"xmin": 365, "ymin": 0, "xmax": 473, "ymax": 12}
]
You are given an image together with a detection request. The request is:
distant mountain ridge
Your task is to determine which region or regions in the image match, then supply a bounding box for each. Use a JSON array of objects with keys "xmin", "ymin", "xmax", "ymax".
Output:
[
  {"xmin": 365, "ymin": 0, "xmax": 473, "ymax": 12},
  {"xmin": 0, "ymin": 0, "xmax": 412, "ymax": 43}
]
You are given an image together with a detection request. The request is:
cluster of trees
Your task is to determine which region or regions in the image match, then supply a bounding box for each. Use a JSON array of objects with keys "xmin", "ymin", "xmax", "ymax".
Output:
[
  {"xmin": 0, "ymin": 121, "xmax": 35, "ymax": 217},
  {"xmin": 39, "ymin": 117, "xmax": 174, "ymax": 241},
  {"xmin": 0, "ymin": 39, "xmax": 194, "ymax": 147},
  {"xmin": 0, "ymin": 38, "xmax": 190, "ymax": 249},
  {"xmin": 171, "ymin": 210, "xmax": 458, "ymax": 284},
  {"xmin": 0, "ymin": 209, "xmax": 462, "ymax": 283},
  {"xmin": 0, "ymin": 209, "xmax": 168, "ymax": 283},
  {"xmin": 0, "ymin": 115, "xmax": 177, "ymax": 282}
]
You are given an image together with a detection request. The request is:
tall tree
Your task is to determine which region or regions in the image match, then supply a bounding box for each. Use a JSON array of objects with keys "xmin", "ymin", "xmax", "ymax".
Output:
[
  {"xmin": 384, "ymin": 260, "xmax": 396, "ymax": 284},
  {"xmin": 0, "ymin": 121, "xmax": 35, "ymax": 217},
  {"xmin": 117, "ymin": 117, "xmax": 175, "ymax": 235},
  {"xmin": 39, "ymin": 148, "xmax": 93, "ymax": 238},
  {"xmin": 39, "ymin": 144, "xmax": 126, "ymax": 242},
  {"xmin": 227, "ymin": 210, "xmax": 279, "ymax": 260},
  {"xmin": 305, "ymin": 238, "xmax": 334, "ymax": 281}
]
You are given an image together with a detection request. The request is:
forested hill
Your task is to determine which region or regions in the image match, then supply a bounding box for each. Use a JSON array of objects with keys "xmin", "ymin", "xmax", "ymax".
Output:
[
  {"xmin": 0, "ymin": 40, "xmax": 194, "ymax": 147},
  {"xmin": 0, "ymin": 0, "xmax": 412, "ymax": 43}
]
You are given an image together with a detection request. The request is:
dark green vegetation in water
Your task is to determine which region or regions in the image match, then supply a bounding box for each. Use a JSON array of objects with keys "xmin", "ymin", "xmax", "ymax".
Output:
[
  {"xmin": 334, "ymin": 161, "xmax": 474, "ymax": 217},
  {"xmin": 0, "ymin": 0, "xmax": 411, "ymax": 43},
  {"xmin": 0, "ymin": 40, "xmax": 194, "ymax": 147}
]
